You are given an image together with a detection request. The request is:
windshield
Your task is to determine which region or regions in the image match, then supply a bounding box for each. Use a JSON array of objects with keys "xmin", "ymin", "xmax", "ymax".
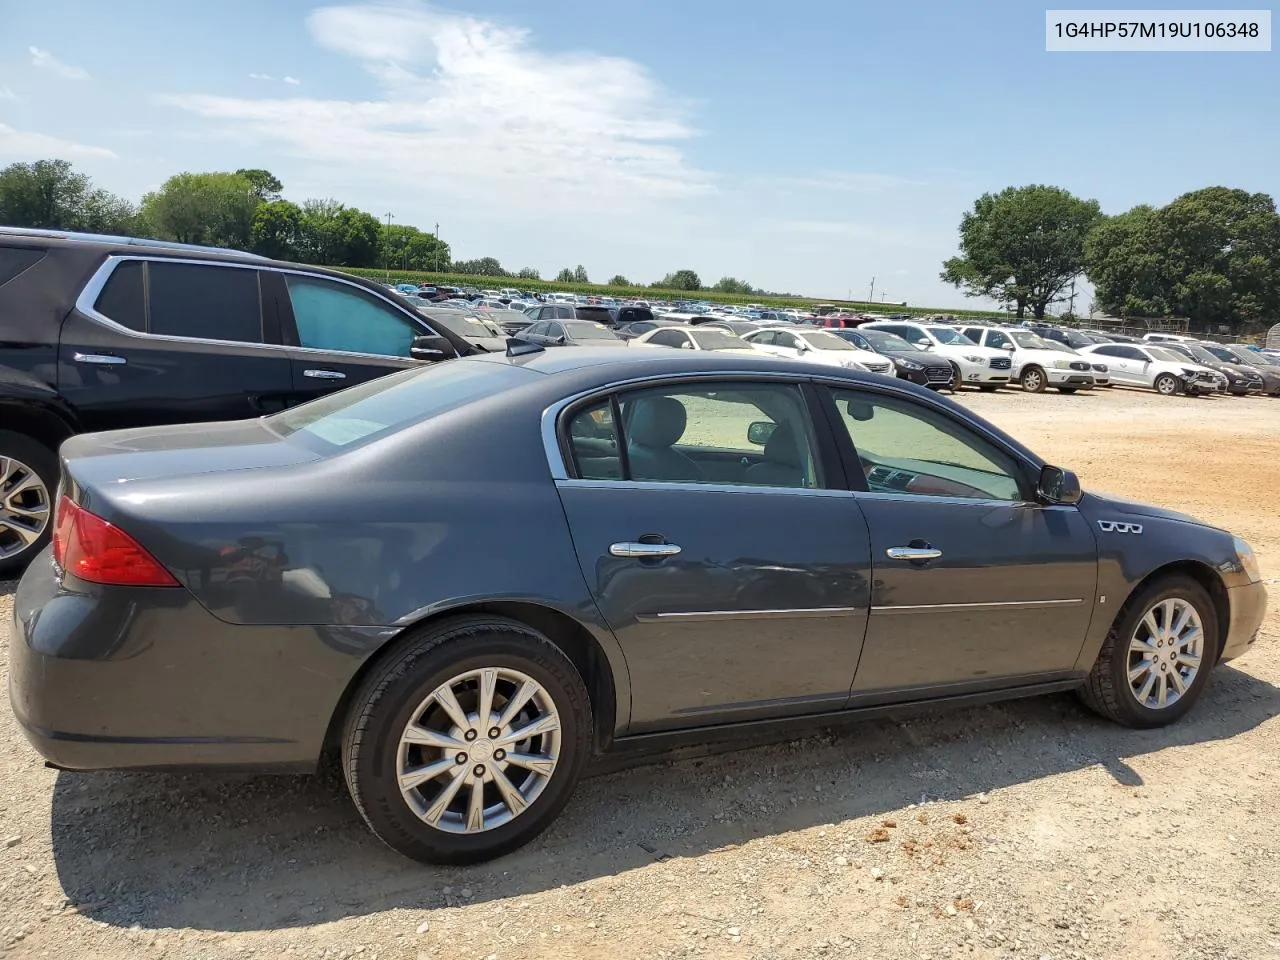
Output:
[
  {"xmin": 1009, "ymin": 330, "xmax": 1049, "ymax": 349},
  {"xmin": 1148, "ymin": 346, "xmax": 1188, "ymax": 363},
  {"xmin": 426, "ymin": 312, "xmax": 505, "ymax": 339},
  {"xmin": 690, "ymin": 329, "xmax": 748, "ymax": 350},
  {"xmin": 565, "ymin": 321, "xmax": 620, "ymax": 341},
  {"xmin": 1174, "ymin": 344, "xmax": 1220, "ymax": 364},
  {"xmin": 1039, "ymin": 340, "xmax": 1075, "ymax": 353},
  {"xmin": 799, "ymin": 331, "xmax": 856, "ymax": 350},
  {"xmin": 861, "ymin": 329, "xmax": 922, "ymax": 352},
  {"xmin": 927, "ymin": 327, "xmax": 976, "ymax": 345}
]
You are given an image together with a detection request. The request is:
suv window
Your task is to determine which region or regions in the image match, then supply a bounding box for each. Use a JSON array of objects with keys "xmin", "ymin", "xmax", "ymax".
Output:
[
  {"xmin": 0, "ymin": 247, "xmax": 46, "ymax": 288},
  {"xmin": 555, "ymin": 306, "xmax": 575, "ymax": 319},
  {"xmin": 148, "ymin": 262, "xmax": 263, "ymax": 343},
  {"xmin": 94, "ymin": 260, "xmax": 147, "ymax": 332},
  {"xmin": 286, "ymin": 274, "xmax": 416, "ymax": 357}
]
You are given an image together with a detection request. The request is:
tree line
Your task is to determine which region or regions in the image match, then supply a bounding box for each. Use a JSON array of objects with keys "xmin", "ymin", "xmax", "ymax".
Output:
[
  {"xmin": 0, "ymin": 159, "xmax": 776, "ymax": 294},
  {"xmin": 942, "ymin": 183, "xmax": 1280, "ymax": 333}
]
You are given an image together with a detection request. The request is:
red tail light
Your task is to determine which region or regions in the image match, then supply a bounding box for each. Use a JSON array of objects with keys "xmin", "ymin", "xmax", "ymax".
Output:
[{"xmin": 52, "ymin": 497, "xmax": 179, "ymax": 587}]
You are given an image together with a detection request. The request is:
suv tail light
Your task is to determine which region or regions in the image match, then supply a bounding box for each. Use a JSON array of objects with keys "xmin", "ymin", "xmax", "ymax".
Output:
[{"xmin": 52, "ymin": 497, "xmax": 180, "ymax": 587}]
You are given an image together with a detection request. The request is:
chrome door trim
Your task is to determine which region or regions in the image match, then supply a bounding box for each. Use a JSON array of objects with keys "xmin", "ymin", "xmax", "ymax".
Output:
[
  {"xmin": 870, "ymin": 598, "xmax": 1084, "ymax": 616},
  {"xmin": 72, "ymin": 352, "xmax": 127, "ymax": 365},
  {"xmin": 637, "ymin": 606, "xmax": 864, "ymax": 623},
  {"xmin": 555, "ymin": 478, "xmax": 853, "ymax": 498}
]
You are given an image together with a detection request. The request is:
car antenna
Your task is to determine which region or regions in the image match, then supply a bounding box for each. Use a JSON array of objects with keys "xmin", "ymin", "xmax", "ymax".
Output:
[{"xmin": 506, "ymin": 338, "xmax": 545, "ymax": 357}]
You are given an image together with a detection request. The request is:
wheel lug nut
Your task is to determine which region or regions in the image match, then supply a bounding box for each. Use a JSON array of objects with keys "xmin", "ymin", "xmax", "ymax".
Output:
[
  {"xmin": 456, "ymin": 753, "xmax": 467, "ymax": 764},
  {"xmin": 473, "ymin": 764, "xmax": 486, "ymax": 777},
  {"xmin": 464, "ymin": 729, "xmax": 478, "ymax": 742},
  {"xmin": 489, "ymin": 727, "xmax": 501, "ymax": 739},
  {"xmin": 494, "ymin": 749, "xmax": 506, "ymax": 761}
]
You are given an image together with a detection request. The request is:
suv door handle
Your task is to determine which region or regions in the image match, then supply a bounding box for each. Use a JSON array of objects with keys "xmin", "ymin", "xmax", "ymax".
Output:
[
  {"xmin": 73, "ymin": 352, "xmax": 127, "ymax": 366},
  {"xmin": 610, "ymin": 541, "xmax": 682, "ymax": 558},
  {"xmin": 886, "ymin": 545, "xmax": 942, "ymax": 562},
  {"xmin": 303, "ymin": 369, "xmax": 347, "ymax": 380}
]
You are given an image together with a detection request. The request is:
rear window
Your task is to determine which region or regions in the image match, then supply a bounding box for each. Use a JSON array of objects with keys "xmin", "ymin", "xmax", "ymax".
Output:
[
  {"xmin": 0, "ymin": 246, "xmax": 45, "ymax": 288},
  {"xmin": 94, "ymin": 261, "xmax": 146, "ymax": 331},
  {"xmin": 148, "ymin": 262, "xmax": 263, "ymax": 343},
  {"xmin": 266, "ymin": 359, "xmax": 530, "ymax": 451}
]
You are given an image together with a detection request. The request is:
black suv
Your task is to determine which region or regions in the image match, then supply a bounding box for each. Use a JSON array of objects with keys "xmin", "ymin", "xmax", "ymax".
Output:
[{"xmin": 0, "ymin": 228, "xmax": 473, "ymax": 575}]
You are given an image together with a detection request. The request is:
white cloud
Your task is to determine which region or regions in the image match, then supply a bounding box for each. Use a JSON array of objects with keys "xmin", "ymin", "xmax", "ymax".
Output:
[
  {"xmin": 249, "ymin": 72, "xmax": 275, "ymax": 81},
  {"xmin": 0, "ymin": 87, "xmax": 16, "ymax": 101},
  {"xmin": 28, "ymin": 46, "xmax": 90, "ymax": 80},
  {"xmin": 0, "ymin": 123, "xmax": 116, "ymax": 159},
  {"xmin": 163, "ymin": 2, "xmax": 709, "ymax": 213},
  {"xmin": 779, "ymin": 171, "xmax": 929, "ymax": 192},
  {"xmin": 283, "ymin": 76, "xmax": 301, "ymax": 85}
]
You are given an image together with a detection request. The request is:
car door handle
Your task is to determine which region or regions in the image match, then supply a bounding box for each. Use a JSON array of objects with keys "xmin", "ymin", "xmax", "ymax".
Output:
[
  {"xmin": 73, "ymin": 352, "xmax": 127, "ymax": 366},
  {"xmin": 886, "ymin": 546, "xmax": 943, "ymax": 562},
  {"xmin": 303, "ymin": 369, "xmax": 347, "ymax": 380},
  {"xmin": 610, "ymin": 541, "xmax": 682, "ymax": 558}
]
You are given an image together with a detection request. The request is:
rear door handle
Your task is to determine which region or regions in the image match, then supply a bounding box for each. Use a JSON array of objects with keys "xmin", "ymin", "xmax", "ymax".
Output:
[
  {"xmin": 886, "ymin": 546, "xmax": 942, "ymax": 562},
  {"xmin": 303, "ymin": 369, "xmax": 347, "ymax": 380},
  {"xmin": 73, "ymin": 352, "xmax": 127, "ymax": 366},
  {"xmin": 610, "ymin": 541, "xmax": 682, "ymax": 558}
]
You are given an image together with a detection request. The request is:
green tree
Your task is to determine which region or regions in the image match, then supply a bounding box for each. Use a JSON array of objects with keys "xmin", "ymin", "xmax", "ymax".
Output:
[
  {"xmin": 608, "ymin": 274, "xmax": 630, "ymax": 286},
  {"xmin": 941, "ymin": 184, "xmax": 1102, "ymax": 319},
  {"xmin": 662, "ymin": 269, "xmax": 702, "ymax": 290},
  {"xmin": 1082, "ymin": 205, "xmax": 1171, "ymax": 319},
  {"xmin": 379, "ymin": 224, "xmax": 450, "ymax": 272},
  {"xmin": 452, "ymin": 257, "xmax": 508, "ymax": 276},
  {"xmin": 712, "ymin": 276, "xmax": 755, "ymax": 294},
  {"xmin": 140, "ymin": 171, "xmax": 259, "ymax": 249},
  {"xmin": 250, "ymin": 199, "xmax": 304, "ymax": 260},
  {"xmin": 0, "ymin": 159, "xmax": 137, "ymax": 234},
  {"xmin": 572, "ymin": 264, "xmax": 589, "ymax": 283},
  {"xmin": 235, "ymin": 168, "xmax": 283, "ymax": 202},
  {"xmin": 555, "ymin": 267, "xmax": 575, "ymax": 283},
  {"xmin": 517, "ymin": 266, "xmax": 541, "ymax": 280},
  {"xmin": 296, "ymin": 198, "xmax": 345, "ymax": 264}
]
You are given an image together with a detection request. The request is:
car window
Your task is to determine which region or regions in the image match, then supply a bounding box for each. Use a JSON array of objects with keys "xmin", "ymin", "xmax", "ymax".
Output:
[
  {"xmin": 556, "ymin": 306, "xmax": 574, "ymax": 319},
  {"xmin": 564, "ymin": 382, "xmax": 820, "ymax": 489},
  {"xmin": 689, "ymin": 329, "xmax": 745, "ymax": 350},
  {"xmin": 986, "ymin": 330, "xmax": 1012, "ymax": 349},
  {"xmin": 286, "ymin": 275, "xmax": 416, "ymax": 356},
  {"xmin": 1091, "ymin": 345, "xmax": 1121, "ymax": 358},
  {"xmin": 93, "ymin": 260, "xmax": 147, "ymax": 332},
  {"xmin": 775, "ymin": 332, "xmax": 800, "ymax": 349},
  {"xmin": 148, "ymin": 262, "xmax": 263, "ymax": 343},
  {"xmin": 927, "ymin": 327, "xmax": 974, "ymax": 345},
  {"xmin": 831, "ymin": 389, "xmax": 1023, "ymax": 501},
  {"xmin": 564, "ymin": 321, "xmax": 621, "ymax": 341},
  {"xmin": 524, "ymin": 321, "xmax": 547, "ymax": 337},
  {"xmin": 747, "ymin": 331, "xmax": 774, "ymax": 346},
  {"xmin": 649, "ymin": 329, "xmax": 688, "ymax": 348},
  {"xmin": 961, "ymin": 328, "xmax": 983, "ymax": 343},
  {"xmin": 0, "ymin": 246, "xmax": 46, "ymax": 288},
  {"xmin": 799, "ymin": 331, "xmax": 855, "ymax": 351},
  {"xmin": 1147, "ymin": 346, "xmax": 1186, "ymax": 363}
]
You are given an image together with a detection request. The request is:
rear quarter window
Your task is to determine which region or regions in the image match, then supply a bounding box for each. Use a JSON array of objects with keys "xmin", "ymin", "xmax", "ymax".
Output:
[
  {"xmin": 93, "ymin": 260, "xmax": 147, "ymax": 331},
  {"xmin": 0, "ymin": 246, "xmax": 46, "ymax": 288}
]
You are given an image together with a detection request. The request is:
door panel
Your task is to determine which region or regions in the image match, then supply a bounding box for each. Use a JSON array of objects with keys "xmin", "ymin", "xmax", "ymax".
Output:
[{"xmin": 557, "ymin": 482, "xmax": 872, "ymax": 732}]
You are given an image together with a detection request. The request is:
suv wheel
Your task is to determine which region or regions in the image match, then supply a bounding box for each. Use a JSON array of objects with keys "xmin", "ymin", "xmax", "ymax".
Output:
[
  {"xmin": 342, "ymin": 615, "xmax": 593, "ymax": 864},
  {"xmin": 1020, "ymin": 366, "xmax": 1046, "ymax": 393},
  {"xmin": 1154, "ymin": 373, "xmax": 1179, "ymax": 396},
  {"xmin": 0, "ymin": 431, "xmax": 58, "ymax": 578}
]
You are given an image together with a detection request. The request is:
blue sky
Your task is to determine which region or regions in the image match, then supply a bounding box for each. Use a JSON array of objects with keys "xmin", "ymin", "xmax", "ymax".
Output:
[{"xmin": 1, "ymin": 1, "xmax": 1276, "ymax": 308}]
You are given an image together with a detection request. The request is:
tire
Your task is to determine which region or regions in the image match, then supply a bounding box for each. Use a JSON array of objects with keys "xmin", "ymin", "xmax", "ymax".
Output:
[
  {"xmin": 342, "ymin": 615, "xmax": 593, "ymax": 864},
  {"xmin": 1078, "ymin": 576, "xmax": 1220, "ymax": 728},
  {"xmin": 1020, "ymin": 366, "xmax": 1047, "ymax": 393},
  {"xmin": 1154, "ymin": 373, "xmax": 1179, "ymax": 396},
  {"xmin": 948, "ymin": 361, "xmax": 962, "ymax": 392},
  {"xmin": 977, "ymin": 384, "xmax": 1001, "ymax": 392},
  {"xmin": 0, "ymin": 430, "xmax": 59, "ymax": 579},
  {"xmin": 1055, "ymin": 387, "xmax": 1078, "ymax": 394}
]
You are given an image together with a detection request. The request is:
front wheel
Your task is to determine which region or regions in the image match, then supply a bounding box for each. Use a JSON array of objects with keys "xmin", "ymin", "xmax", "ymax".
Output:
[
  {"xmin": 0, "ymin": 431, "xmax": 58, "ymax": 579},
  {"xmin": 1078, "ymin": 576, "xmax": 1219, "ymax": 728},
  {"xmin": 1020, "ymin": 366, "xmax": 1047, "ymax": 393},
  {"xmin": 948, "ymin": 361, "xmax": 962, "ymax": 392},
  {"xmin": 1154, "ymin": 373, "xmax": 1179, "ymax": 396},
  {"xmin": 342, "ymin": 616, "xmax": 593, "ymax": 864}
]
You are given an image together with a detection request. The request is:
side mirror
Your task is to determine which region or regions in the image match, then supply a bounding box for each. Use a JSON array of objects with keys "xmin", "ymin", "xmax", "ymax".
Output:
[
  {"xmin": 411, "ymin": 334, "xmax": 457, "ymax": 360},
  {"xmin": 1002, "ymin": 343, "xmax": 1015, "ymax": 351},
  {"xmin": 795, "ymin": 341, "xmax": 810, "ymax": 352},
  {"xmin": 556, "ymin": 335, "xmax": 568, "ymax": 345},
  {"xmin": 844, "ymin": 398, "xmax": 875, "ymax": 422},
  {"xmin": 1037, "ymin": 464, "xmax": 1082, "ymax": 505},
  {"xmin": 747, "ymin": 421, "xmax": 776, "ymax": 446},
  {"xmin": 915, "ymin": 340, "xmax": 931, "ymax": 349}
]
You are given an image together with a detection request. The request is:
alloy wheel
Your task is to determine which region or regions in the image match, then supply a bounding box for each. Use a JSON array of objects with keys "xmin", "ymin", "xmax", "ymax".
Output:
[
  {"xmin": 1127, "ymin": 597, "xmax": 1204, "ymax": 710},
  {"xmin": 1155, "ymin": 375, "xmax": 1178, "ymax": 395},
  {"xmin": 0, "ymin": 455, "xmax": 51, "ymax": 561},
  {"xmin": 397, "ymin": 667, "xmax": 561, "ymax": 834}
]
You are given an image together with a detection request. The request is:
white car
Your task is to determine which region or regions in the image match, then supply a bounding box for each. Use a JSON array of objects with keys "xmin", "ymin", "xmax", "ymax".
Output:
[
  {"xmin": 957, "ymin": 324, "xmax": 1096, "ymax": 393},
  {"xmin": 860, "ymin": 321, "xmax": 1011, "ymax": 389},
  {"xmin": 629, "ymin": 325, "xmax": 763, "ymax": 358},
  {"xmin": 741, "ymin": 327, "xmax": 893, "ymax": 374},
  {"xmin": 1038, "ymin": 339, "xmax": 1112, "ymax": 387},
  {"xmin": 1077, "ymin": 343, "xmax": 1223, "ymax": 396}
]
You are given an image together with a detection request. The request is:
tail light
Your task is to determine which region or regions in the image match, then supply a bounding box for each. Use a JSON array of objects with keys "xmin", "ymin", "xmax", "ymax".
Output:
[{"xmin": 52, "ymin": 497, "xmax": 179, "ymax": 587}]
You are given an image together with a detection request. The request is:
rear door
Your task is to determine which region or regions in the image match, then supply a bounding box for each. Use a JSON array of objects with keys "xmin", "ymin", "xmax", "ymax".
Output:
[{"xmin": 59, "ymin": 257, "xmax": 295, "ymax": 431}]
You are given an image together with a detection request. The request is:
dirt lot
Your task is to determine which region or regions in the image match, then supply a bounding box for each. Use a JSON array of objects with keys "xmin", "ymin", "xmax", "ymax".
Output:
[{"xmin": 2, "ymin": 386, "xmax": 1278, "ymax": 960}]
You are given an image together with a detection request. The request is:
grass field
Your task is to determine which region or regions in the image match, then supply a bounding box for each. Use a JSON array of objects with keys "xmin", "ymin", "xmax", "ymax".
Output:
[{"xmin": 333, "ymin": 265, "xmax": 1009, "ymax": 320}]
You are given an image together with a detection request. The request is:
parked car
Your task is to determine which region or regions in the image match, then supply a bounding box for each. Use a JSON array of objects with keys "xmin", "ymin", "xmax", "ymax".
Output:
[
  {"xmin": 1077, "ymin": 343, "xmax": 1224, "ymax": 395},
  {"xmin": 0, "ymin": 227, "xmax": 474, "ymax": 576},
  {"xmin": 1160, "ymin": 343, "xmax": 1263, "ymax": 395},
  {"xmin": 741, "ymin": 326, "xmax": 890, "ymax": 373},
  {"xmin": 860, "ymin": 321, "xmax": 1011, "ymax": 390},
  {"xmin": 1198, "ymin": 343, "xmax": 1280, "ymax": 396},
  {"xmin": 957, "ymin": 324, "xmax": 1094, "ymax": 394},
  {"xmin": 517, "ymin": 319, "xmax": 626, "ymax": 347},
  {"xmin": 1142, "ymin": 332, "xmax": 1199, "ymax": 344},
  {"xmin": 697, "ymin": 319, "xmax": 763, "ymax": 337},
  {"xmin": 628, "ymin": 325, "xmax": 762, "ymax": 357},
  {"xmin": 1031, "ymin": 326, "xmax": 1107, "ymax": 351},
  {"xmin": 1037, "ymin": 340, "xmax": 1112, "ymax": 386},
  {"xmin": 10, "ymin": 345, "xmax": 1267, "ymax": 865},
  {"xmin": 522, "ymin": 304, "xmax": 577, "ymax": 324},
  {"xmin": 574, "ymin": 305, "xmax": 619, "ymax": 327},
  {"xmin": 1234, "ymin": 346, "xmax": 1280, "ymax": 391},
  {"xmin": 831, "ymin": 328, "xmax": 954, "ymax": 390},
  {"xmin": 406, "ymin": 306, "xmax": 508, "ymax": 353},
  {"xmin": 614, "ymin": 318, "xmax": 684, "ymax": 340}
]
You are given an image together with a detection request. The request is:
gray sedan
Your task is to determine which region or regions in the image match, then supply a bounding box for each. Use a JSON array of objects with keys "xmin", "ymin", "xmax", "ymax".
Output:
[{"xmin": 9, "ymin": 346, "xmax": 1268, "ymax": 864}]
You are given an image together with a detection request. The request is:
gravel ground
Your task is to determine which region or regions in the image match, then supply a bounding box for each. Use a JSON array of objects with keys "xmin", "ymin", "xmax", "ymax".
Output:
[{"xmin": 2, "ymin": 385, "xmax": 1278, "ymax": 960}]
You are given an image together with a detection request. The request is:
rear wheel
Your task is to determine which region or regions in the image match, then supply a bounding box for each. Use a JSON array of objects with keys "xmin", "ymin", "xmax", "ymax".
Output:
[
  {"xmin": 1020, "ymin": 366, "xmax": 1047, "ymax": 393},
  {"xmin": 1154, "ymin": 373, "xmax": 1179, "ymax": 396},
  {"xmin": 1078, "ymin": 576, "xmax": 1219, "ymax": 728},
  {"xmin": 342, "ymin": 615, "xmax": 593, "ymax": 864},
  {"xmin": 0, "ymin": 431, "xmax": 58, "ymax": 578}
]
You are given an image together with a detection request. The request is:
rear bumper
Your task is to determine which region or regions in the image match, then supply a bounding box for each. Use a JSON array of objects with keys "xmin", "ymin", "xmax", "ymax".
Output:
[
  {"xmin": 8, "ymin": 551, "xmax": 374, "ymax": 772},
  {"xmin": 1220, "ymin": 580, "xmax": 1268, "ymax": 662}
]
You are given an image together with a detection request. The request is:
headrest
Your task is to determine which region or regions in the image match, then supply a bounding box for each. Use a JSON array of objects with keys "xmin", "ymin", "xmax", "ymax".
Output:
[
  {"xmin": 628, "ymin": 397, "xmax": 687, "ymax": 449},
  {"xmin": 763, "ymin": 420, "xmax": 803, "ymax": 468}
]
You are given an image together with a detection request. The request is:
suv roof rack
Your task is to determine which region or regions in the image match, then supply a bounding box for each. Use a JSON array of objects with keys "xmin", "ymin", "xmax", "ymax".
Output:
[{"xmin": 0, "ymin": 226, "xmax": 270, "ymax": 260}]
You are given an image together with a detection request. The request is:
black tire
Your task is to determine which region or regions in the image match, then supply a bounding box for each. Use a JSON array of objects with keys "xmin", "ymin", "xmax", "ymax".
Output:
[
  {"xmin": 0, "ymin": 430, "xmax": 59, "ymax": 579},
  {"xmin": 977, "ymin": 384, "xmax": 1001, "ymax": 392},
  {"xmin": 342, "ymin": 615, "xmax": 593, "ymax": 864},
  {"xmin": 1020, "ymin": 366, "xmax": 1047, "ymax": 393},
  {"xmin": 948, "ymin": 361, "xmax": 962, "ymax": 392},
  {"xmin": 1055, "ymin": 387, "xmax": 1078, "ymax": 394},
  {"xmin": 1154, "ymin": 373, "xmax": 1179, "ymax": 396},
  {"xmin": 1078, "ymin": 576, "xmax": 1220, "ymax": 728}
]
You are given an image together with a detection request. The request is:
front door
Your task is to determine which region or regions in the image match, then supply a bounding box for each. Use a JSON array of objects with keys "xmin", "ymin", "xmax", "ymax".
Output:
[
  {"xmin": 554, "ymin": 379, "xmax": 872, "ymax": 733},
  {"xmin": 1094, "ymin": 346, "xmax": 1145, "ymax": 385},
  {"xmin": 822, "ymin": 386, "xmax": 1099, "ymax": 700}
]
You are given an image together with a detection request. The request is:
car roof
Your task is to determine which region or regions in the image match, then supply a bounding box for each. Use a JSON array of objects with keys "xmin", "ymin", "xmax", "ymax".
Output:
[
  {"xmin": 0, "ymin": 225, "xmax": 271, "ymax": 261},
  {"xmin": 469, "ymin": 344, "xmax": 837, "ymax": 379}
]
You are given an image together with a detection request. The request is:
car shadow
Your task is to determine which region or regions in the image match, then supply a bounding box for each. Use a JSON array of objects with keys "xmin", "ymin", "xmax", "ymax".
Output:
[{"xmin": 48, "ymin": 664, "xmax": 1279, "ymax": 932}]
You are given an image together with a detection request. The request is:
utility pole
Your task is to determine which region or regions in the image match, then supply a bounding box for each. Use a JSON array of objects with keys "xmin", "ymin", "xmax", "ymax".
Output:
[
  {"xmin": 1067, "ymin": 278, "xmax": 1077, "ymax": 317},
  {"xmin": 434, "ymin": 222, "xmax": 440, "ymax": 273},
  {"xmin": 383, "ymin": 212, "xmax": 394, "ymax": 279},
  {"xmin": 868, "ymin": 277, "xmax": 875, "ymax": 304}
]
